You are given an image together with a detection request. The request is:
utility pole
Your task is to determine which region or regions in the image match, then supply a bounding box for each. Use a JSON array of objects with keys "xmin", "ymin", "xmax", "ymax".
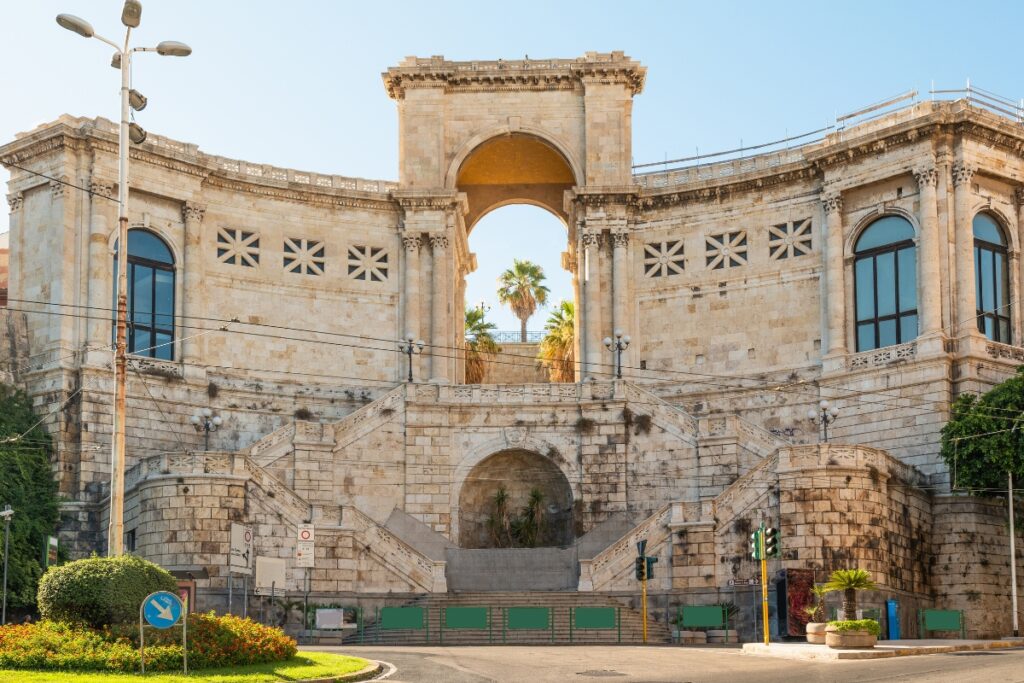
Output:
[
  {"xmin": 759, "ymin": 523, "xmax": 769, "ymax": 645},
  {"xmin": 1010, "ymin": 470, "xmax": 1019, "ymax": 638},
  {"xmin": 1, "ymin": 505, "xmax": 13, "ymax": 625}
]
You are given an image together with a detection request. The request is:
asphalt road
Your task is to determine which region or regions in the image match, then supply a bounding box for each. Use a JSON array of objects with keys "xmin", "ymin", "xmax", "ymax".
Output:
[{"xmin": 312, "ymin": 645, "xmax": 1024, "ymax": 683}]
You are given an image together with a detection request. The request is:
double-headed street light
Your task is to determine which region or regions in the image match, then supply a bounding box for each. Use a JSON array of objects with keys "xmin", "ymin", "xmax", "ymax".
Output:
[
  {"xmin": 398, "ymin": 334, "xmax": 425, "ymax": 383},
  {"xmin": 57, "ymin": 2, "xmax": 191, "ymax": 557},
  {"xmin": 190, "ymin": 408, "xmax": 223, "ymax": 452},
  {"xmin": 603, "ymin": 329, "xmax": 631, "ymax": 379},
  {"xmin": 807, "ymin": 399, "xmax": 840, "ymax": 443}
]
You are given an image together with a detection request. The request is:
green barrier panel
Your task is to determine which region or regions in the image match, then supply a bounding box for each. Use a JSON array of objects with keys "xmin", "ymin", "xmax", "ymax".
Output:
[
  {"xmin": 380, "ymin": 606, "xmax": 426, "ymax": 630},
  {"xmin": 680, "ymin": 605, "xmax": 725, "ymax": 628},
  {"xmin": 574, "ymin": 607, "xmax": 617, "ymax": 629},
  {"xmin": 445, "ymin": 606, "xmax": 489, "ymax": 629},
  {"xmin": 920, "ymin": 609, "xmax": 964, "ymax": 638},
  {"xmin": 504, "ymin": 607, "xmax": 553, "ymax": 643}
]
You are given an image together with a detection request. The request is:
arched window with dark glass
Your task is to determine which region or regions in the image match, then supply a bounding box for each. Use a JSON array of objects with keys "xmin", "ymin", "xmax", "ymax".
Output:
[
  {"xmin": 974, "ymin": 212, "xmax": 1011, "ymax": 343},
  {"xmin": 854, "ymin": 216, "xmax": 918, "ymax": 351},
  {"xmin": 114, "ymin": 230, "xmax": 175, "ymax": 359}
]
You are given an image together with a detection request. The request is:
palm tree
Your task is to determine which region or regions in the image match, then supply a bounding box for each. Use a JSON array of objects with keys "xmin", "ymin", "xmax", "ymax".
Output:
[
  {"xmin": 537, "ymin": 301, "xmax": 575, "ymax": 383},
  {"xmin": 497, "ymin": 259, "xmax": 550, "ymax": 342},
  {"xmin": 465, "ymin": 306, "xmax": 501, "ymax": 384},
  {"xmin": 823, "ymin": 569, "xmax": 877, "ymax": 621}
]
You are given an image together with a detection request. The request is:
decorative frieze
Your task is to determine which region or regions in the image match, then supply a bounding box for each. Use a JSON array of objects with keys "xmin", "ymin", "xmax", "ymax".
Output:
[{"xmin": 847, "ymin": 341, "xmax": 917, "ymax": 369}]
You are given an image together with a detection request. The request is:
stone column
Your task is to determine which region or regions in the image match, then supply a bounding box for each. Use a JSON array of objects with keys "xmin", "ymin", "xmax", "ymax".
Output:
[
  {"xmin": 402, "ymin": 234, "xmax": 422, "ymax": 380},
  {"xmin": 181, "ymin": 203, "xmax": 206, "ymax": 365},
  {"xmin": 5, "ymin": 193, "xmax": 23, "ymax": 304},
  {"xmin": 822, "ymin": 190, "xmax": 847, "ymax": 357},
  {"xmin": 1015, "ymin": 187, "xmax": 1024, "ymax": 343},
  {"xmin": 952, "ymin": 162, "xmax": 977, "ymax": 340},
  {"xmin": 581, "ymin": 231, "xmax": 602, "ymax": 378},
  {"xmin": 914, "ymin": 165, "xmax": 943, "ymax": 337},
  {"xmin": 84, "ymin": 181, "xmax": 115, "ymax": 354},
  {"xmin": 429, "ymin": 233, "xmax": 450, "ymax": 381},
  {"xmin": 611, "ymin": 230, "xmax": 629, "ymax": 377}
]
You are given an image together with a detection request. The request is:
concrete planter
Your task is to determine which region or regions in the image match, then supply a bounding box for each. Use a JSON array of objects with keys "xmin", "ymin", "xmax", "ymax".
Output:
[
  {"xmin": 825, "ymin": 625, "xmax": 877, "ymax": 649},
  {"xmin": 805, "ymin": 622, "xmax": 827, "ymax": 644}
]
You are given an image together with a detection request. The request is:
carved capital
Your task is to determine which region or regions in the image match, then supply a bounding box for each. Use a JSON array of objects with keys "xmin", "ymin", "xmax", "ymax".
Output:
[
  {"xmin": 182, "ymin": 202, "xmax": 206, "ymax": 224},
  {"xmin": 50, "ymin": 177, "xmax": 69, "ymax": 199},
  {"xmin": 912, "ymin": 165, "xmax": 938, "ymax": 190},
  {"xmin": 821, "ymin": 191, "xmax": 843, "ymax": 215},
  {"xmin": 1015, "ymin": 186, "xmax": 1024, "ymax": 209},
  {"xmin": 429, "ymin": 234, "xmax": 449, "ymax": 251},
  {"xmin": 402, "ymin": 234, "xmax": 422, "ymax": 252},
  {"xmin": 89, "ymin": 179, "xmax": 115, "ymax": 199},
  {"xmin": 611, "ymin": 231, "xmax": 629, "ymax": 248},
  {"xmin": 6, "ymin": 192, "xmax": 23, "ymax": 213},
  {"xmin": 952, "ymin": 161, "xmax": 976, "ymax": 187},
  {"xmin": 581, "ymin": 231, "xmax": 600, "ymax": 248}
]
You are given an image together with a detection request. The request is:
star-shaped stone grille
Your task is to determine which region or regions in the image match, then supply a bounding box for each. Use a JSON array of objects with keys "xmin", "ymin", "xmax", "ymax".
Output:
[
  {"xmin": 347, "ymin": 245, "xmax": 389, "ymax": 282},
  {"xmin": 768, "ymin": 218, "xmax": 812, "ymax": 260},
  {"xmin": 643, "ymin": 240, "xmax": 685, "ymax": 277},
  {"xmin": 283, "ymin": 237, "xmax": 326, "ymax": 276},
  {"xmin": 705, "ymin": 231, "xmax": 747, "ymax": 269},
  {"xmin": 216, "ymin": 228, "xmax": 260, "ymax": 267}
]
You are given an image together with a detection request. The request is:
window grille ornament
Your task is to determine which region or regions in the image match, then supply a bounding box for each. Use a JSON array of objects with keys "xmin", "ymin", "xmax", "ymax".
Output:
[
  {"xmin": 705, "ymin": 231, "xmax": 747, "ymax": 269},
  {"xmin": 643, "ymin": 240, "xmax": 685, "ymax": 277},
  {"xmin": 283, "ymin": 237, "xmax": 326, "ymax": 275},
  {"xmin": 768, "ymin": 219, "xmax": 812, "ymax": 260},
  {"xmin": 347, "ymin": 245, "xmax": 389, "ymax": 282},
  {"xmin": 216, "ymin": 228, "xmax": 260, "ymax": 267}
]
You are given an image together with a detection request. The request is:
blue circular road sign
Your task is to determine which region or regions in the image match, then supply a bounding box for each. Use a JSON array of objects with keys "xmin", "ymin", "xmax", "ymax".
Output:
[{"xmin": 143, "ymin": 591, "xmax": 182, "ymax": 629}]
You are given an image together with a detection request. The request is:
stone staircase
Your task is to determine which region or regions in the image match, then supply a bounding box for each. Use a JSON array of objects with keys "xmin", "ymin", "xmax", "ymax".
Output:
[{"xmin": 342, "ymin": 591, "xmax": 673, "ymax": 645}]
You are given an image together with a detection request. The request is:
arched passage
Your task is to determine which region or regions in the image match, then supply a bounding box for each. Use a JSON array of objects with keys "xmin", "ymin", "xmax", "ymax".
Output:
[{"xmin": 458, "ymin": 449, "xmax": 574, "ymax": 548}]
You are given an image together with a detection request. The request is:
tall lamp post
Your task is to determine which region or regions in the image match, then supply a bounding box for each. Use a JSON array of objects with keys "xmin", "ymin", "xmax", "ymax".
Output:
[
  {"xmin": 1, "ymin": 504, "xmax": 12, "ymax": 626},
  {"xmin": 807, "ymin": 400, "xmax": 840, "ymax": 443},
  {"xmin": 603, "ymin": 329, "xmax": 631, "ymax": 379},
  {"xmin": 190, "ymin": 409, "xmax": 223, "ymax": 452},
  {"xmin": 398, "ymin": 334, "xmax": 425, "ymax": 382},
  {"xmin": 56, "ymin": 2, "xmax": 191, "ymax": 556}
]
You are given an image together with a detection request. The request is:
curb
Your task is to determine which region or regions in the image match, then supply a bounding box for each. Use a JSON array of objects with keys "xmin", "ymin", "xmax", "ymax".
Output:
[
  {"xmin": 300, "ymin": 660, "xmax": 384, "ymax": 682},
  {"xmin": 742, "ymin": 639, "xmax": 1022, "ymax": 661}
]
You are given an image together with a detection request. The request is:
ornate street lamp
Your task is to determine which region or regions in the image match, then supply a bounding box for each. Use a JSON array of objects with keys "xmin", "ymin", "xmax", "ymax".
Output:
[
  {"xmin": 807, "ymin": 400, "xmax": 840, "ymax": 443},
  {"xmin": 603, "ymin": 329, "xmax": 631, "ymax": 379},
  {"xmin": 398, "ymin": 333, "xmax": 425, "ymax": 382},
  {"xmin": 190, "ymin": 408, "xmax": 222, "ymax": 452}
]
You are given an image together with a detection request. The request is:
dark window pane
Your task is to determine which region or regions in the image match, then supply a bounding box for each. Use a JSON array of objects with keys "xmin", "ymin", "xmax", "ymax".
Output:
[
  {"xmin": 855, "ymin": 216, "xmax": 914, "ymax": 252},
  {"xmin": 899, "ymin": 314, "xmax": 918, "ymax": 343},
  {"xmin": 980, "ymin": 248, "xmax": 994, "ymax": 311},
  {"xmin": 855, "ymin": 258, "xmax": 875, "ymax": 320},
  {"xmin": 133, "ymin": 266, "xmax": 153, "ymax": 314},
  {"xmin": 897, "ymin": 247, "xmax": 916, "ymax": 312},
  {"xmin": 995, "ymin": 251, "xmax": 1007, "ymax": 310},
  {"xmin": 973, "ymin": 213, "xmax": 1005, "ymax": 245},
  {"xmin": 155, "ymin": 269, "xmax": 174, "ymax": 322},
  {"xmin": 858, "ymin": 323, "xmax": 875, "ymax": 352},
  {"xmin": 879, "ymin": 319, "xmax": 897, "ymax": 348},
  {"xmin": 876, "ymin": 252, "xmax": 896, "ymax": 317},
  {"xmin": 975, "ymin": 247, "xmax": 984, "ymax": 310}
]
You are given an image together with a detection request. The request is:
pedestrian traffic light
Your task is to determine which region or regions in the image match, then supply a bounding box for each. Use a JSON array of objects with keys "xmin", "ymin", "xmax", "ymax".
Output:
[
  {"xmin": 635, "ymin": 557, "xmax": 645, "ymax": 580},
  {"xmin": 764, "ymin": 527, "xmax": 780, "ymax": 558},
  {"xmin": 750, "ymin": 528, "xmax": 762, "ymax": 560},
  {"xmin": 645, "ymin": 556, "xmax": 658, "ymax": 579}
]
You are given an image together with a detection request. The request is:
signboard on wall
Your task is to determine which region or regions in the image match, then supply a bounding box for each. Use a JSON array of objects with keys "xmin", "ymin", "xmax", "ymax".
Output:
[
  {"xmin": 229, "ymin": 523, "xmax": 253, "ymax": 575},
  {"xmin": 254, "ymin": 556, "xmax": 287, "ymax": 596},
  {"xmin": 295, "ymin": 524, "xmax": 315, "ymax": 569}
]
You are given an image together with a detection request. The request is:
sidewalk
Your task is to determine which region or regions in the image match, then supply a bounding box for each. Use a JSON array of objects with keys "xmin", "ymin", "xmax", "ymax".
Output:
[{"xmin": 742, "ymin": 638, "xmax": 1024, "ymax": 660}]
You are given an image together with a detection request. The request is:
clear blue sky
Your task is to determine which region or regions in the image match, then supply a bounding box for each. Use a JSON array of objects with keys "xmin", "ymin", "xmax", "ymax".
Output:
[{"xmin": 2, "ymin": 0, "xmax": 1021, "ymax": 329}]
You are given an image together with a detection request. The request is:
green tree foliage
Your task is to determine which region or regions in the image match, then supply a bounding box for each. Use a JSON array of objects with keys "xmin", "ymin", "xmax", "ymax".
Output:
[
  {"xmin": 497, "ymin": 259, "xmax": 549, "ymax": 342},
  {"xmin": 465, "ymin": 307, "xmax": 501, "ymax": 384},
  {"xmin": 537, "ymin": 300, "xmax": 575, "ymax": 383},
  {"xmin": 0, "ymin": 384, "xmax": 61, "ymax": 611},
  {"xmin": 940, "ymin": 367, "xmax": 1024, "ymax": 491},
  {"xmin": 823, "ymin": 568, "xmax": 876, "ymax": 621},
  {"xmin": 37, "ymin": 555, "xmax": 179, "ymax": 627}
]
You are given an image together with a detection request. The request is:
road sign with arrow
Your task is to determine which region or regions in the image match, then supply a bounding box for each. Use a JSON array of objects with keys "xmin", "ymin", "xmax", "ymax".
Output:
[{"xmin": 143, "ymin": 591, "xmax": 182, "ymax": 629}]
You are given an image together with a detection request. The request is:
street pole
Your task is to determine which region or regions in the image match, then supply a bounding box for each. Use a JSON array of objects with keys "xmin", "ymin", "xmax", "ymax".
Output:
[
  {"xmin": 760, "ymin": 521, "xmax": 769, "ymax": 646},
  {"xmin": 641, "ymin": 567, "xmax": 648, "ymax": 644},
  {"xmin": 1010, "ymin": 470, "xmax": 1019, "ymax": 638},
  {"xmin": 1, "ymin": 505, "xmax": 12, "ymax": 625}
]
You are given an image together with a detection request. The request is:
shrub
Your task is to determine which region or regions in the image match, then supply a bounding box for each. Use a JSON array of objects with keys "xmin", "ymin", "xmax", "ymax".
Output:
[
  {"xmin": 143, "ymin": 612, "xmax": 298, "ymax": 669},
  {"xmin": 37, "ymin": 555, "xmax": 179, "ymax": 627},
  {"xmin": 828, "ymin": 618, "xmax": 881, "ymax": 637}
]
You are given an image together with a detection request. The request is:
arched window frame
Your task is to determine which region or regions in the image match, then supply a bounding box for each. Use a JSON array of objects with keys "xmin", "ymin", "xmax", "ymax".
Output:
[
  {"xmin": 851, "ymin": 214, "xmax": 919, "ymax": 352},
  {"xmin": 113, "ymin": 228, "xmax": 177, "ymax": 360},
  {"xmin": 973, "ymin": 211, "xmax": 1012, "ymax": 344}
]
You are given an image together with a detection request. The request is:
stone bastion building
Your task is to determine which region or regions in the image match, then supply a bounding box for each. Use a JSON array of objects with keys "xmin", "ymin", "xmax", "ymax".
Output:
[{"xmin": 1, "ymin": 53, "xmax": 1023, "ymax": 638}]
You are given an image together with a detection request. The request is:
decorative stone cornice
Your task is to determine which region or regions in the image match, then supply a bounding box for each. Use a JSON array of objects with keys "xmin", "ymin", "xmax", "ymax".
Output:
[
  {"xmin": 391, "ymin": 189, "xmax": 468, "ymax": 216},
  {"xmin": 402, "ymin": 235, "xmax": 422, "ymax": 252},
  {"xmin": 6, "ymin": 192, "xmax": 23, "ymax": 213},
  {"xmin": 821, "ymin": 191, "xmax": 843, "ymax": 214},
  {"xmin": 205, "ymin": 174, "xmax": 397, "ymax": 213},
  {"xmin": 912, "ymin": 165, "xmax": 938, "ymax": 189},
  {"xmin": 383, "ymin": 52, "xmax": 646, "ymax": 100},
  {"xmin": 951, "ymin": 161, "xmax": 976, "ymax": 187},
  {"xmin": 182, "ymin": 202, "xmax": 206, "ymax": 224}
]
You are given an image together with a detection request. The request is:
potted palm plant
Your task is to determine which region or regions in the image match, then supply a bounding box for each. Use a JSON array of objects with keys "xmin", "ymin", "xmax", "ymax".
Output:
[
  {"xmin": 823, "ymin": 569, "xmax": 879, "ymax": 648},
  {"xmin": 802, "ymin": 584, "xmax": 828, "ymax": 644}
]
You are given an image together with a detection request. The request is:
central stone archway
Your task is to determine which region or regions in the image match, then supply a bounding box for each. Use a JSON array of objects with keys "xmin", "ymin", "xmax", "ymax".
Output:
[{"xmin": 458, "ymin": 448, "xmax": 574, "ymax": 549}]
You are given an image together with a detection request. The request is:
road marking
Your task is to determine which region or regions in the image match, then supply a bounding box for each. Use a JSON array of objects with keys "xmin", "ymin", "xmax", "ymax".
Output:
[{"xmin": 371, "ymin": 660, "xmax": 397, "ymax": 680}]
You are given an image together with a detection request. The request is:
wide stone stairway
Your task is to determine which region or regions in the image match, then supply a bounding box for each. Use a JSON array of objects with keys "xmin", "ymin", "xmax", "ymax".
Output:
[{"xmin": 343, "ymin": 592, "xmax": 673, "ymax": 645}]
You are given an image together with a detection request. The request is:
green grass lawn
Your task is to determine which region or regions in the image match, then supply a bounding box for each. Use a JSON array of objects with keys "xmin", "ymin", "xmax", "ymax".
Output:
[{"xmin": 0, "ymin": 651, "xmax": 371, "ymax": 683}]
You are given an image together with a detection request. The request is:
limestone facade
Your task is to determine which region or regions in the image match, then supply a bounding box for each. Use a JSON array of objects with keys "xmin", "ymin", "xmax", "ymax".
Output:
[{"xmin": 2, "ymin": 53, "xmax": 1023, "ymax": 636}]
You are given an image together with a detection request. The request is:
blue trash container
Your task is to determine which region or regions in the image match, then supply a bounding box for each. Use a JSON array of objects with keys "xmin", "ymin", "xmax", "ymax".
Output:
[{"xmin": 886, "ymin": 599, "xmax": 900, "ymax": 640}]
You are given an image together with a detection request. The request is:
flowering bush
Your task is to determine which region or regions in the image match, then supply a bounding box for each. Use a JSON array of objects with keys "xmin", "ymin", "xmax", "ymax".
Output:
[{"xmin": 0, "ymin": 613, "xmax": 296, "ymax": 672}]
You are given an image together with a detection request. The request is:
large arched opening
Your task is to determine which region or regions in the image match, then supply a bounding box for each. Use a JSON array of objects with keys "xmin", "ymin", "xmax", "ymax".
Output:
[{"xmin": 457, "ymin": 449, "xmax": 574, "ymax": 549}]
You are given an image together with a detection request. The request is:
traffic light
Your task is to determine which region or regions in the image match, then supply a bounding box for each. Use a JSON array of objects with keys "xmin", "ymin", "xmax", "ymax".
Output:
[
  {"xmin": 645, "ymin": 556, "xmax": 658, "ymax": 579},
  {"xmin": 750, "ymin": 528, "xmax": 762, "ymax": 560},
  {"xmin": 635, "ymin": 557, "xmax": 645, "ymax": 580},
  {"xmin": 764, "ymin": 527, "xmax": 780, "ymax": 558}
]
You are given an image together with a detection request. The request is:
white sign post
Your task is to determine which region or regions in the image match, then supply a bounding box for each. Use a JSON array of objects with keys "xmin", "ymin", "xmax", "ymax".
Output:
[
  {"xmin": 296, "ymin": 524, "xmax": 315, "ymax": 569},
  {"xmin": 228, "ymin": 523, "xmax": 253, "ymax": 616}
]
